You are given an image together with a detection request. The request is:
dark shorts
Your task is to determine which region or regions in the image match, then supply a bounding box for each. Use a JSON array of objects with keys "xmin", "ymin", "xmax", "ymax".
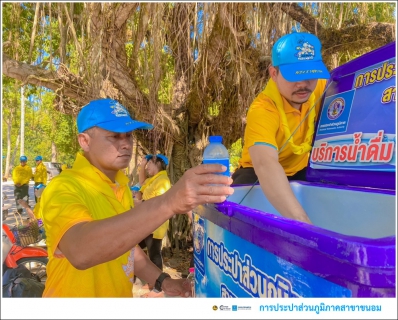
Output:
[{"xmin": 231, "ymin": 166, "xmax": 308, "ymax": 185}]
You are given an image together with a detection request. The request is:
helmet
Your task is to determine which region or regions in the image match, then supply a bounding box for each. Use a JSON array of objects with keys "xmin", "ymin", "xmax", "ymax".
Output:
[
  {"xmin": 35, "ymin": 155, "xmax": 43, "ymax": 161},
  {"xmin": 20, "ymin": 156, "xmax": 27, "ymax": 162}
]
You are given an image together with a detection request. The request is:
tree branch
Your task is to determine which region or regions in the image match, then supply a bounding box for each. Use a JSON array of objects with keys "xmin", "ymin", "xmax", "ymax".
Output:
[
  {"xmin": 280, "ymin": 3, "xmax": 324, "ymax": 34},
  {"xmin": 113, "ymin": 3, "xmax": 138, "ymax": 29},
  {"xmin": 320, "ymin": 22, "xmax": 396, "ymax": 55},
  {"xmin": 2, "ymin": 54, "xmax": 93, "ymax": 107}
]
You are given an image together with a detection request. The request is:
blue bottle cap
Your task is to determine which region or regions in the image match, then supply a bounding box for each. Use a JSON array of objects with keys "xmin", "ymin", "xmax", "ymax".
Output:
[{"xmin": 209, "ymin": 136, "xmax": 222, "ymax": 143}]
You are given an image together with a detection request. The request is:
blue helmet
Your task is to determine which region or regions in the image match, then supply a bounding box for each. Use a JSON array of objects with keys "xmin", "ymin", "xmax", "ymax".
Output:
[
  {"xmin": 20, "ymin": 156, "xmax": 27, "ymax": 162},
  {"xmin": 35, "ymin": 155, "xmax": 43, "ymax": 161}
]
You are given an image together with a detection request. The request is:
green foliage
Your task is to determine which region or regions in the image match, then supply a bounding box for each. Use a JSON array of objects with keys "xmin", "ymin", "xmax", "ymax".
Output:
[
  {"xmin": 365, "ymin": 3, "xmax": 396, "ymax": 23},
  {"xmin": 208, "ymin": 102, "xmax": 220, "ymax": 117},
  {"xmin": 229, "ymin": 138, "xmax": 243, "ymax": 172},
  {"xmin": 158, "ymin": 49, "xmax": 175, "ymax": 104},
  {"xmin": 2, "ymin": 80, "xmax": 79, "ymax": 168}
]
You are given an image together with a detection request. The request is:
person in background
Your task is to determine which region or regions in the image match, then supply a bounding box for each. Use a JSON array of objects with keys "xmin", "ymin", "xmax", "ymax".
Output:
[
  {"xmin": 136, "ymin": 154, "xmax": 171, "ymax": 296},
  {"xmin": 38, "ymin": 98, "xmax": 233, "ymax": 297},
  {"xmin": 12, "ymin": 155, "xmax": 33, "ymax": 214},
  {"xmin": 33, "ymin": 155, "xmax": 47, "ymax": 203},
  {"xmin": 232, "ymin": 32, "xmax": 330, "ymax": 224},
  {"xmin": 18, "ymin": 183, "xmax": 47, "ymax": 241}
]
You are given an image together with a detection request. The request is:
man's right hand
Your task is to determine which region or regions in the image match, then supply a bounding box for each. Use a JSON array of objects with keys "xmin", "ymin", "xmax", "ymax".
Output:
[
  {"xmin": 164, "ymin": 164, "xmax": 234, "ymax": 214},
  {"xmin": 15, "ymin": 183, "xmax": 21, "ymax": 187},
  {"xmin": 250, "ymin": 145, "xmax": 312, "ymax": 224}
]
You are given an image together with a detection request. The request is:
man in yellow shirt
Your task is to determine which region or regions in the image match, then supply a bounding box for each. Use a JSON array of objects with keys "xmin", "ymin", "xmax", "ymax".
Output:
[
  {"xmin": 33, "ymin": 155, "xmax": 47, "ymax": 203},
  {"xmin": 39, "ymin": 98, "xmax": 233, "ymax": 297},
  {"xmin": 232, "ymin": 32, "xmax": 330, "ymax": 224},
  {"xmin": 12, "ymin": 155, "xmax": 33, "ymax": 214}
]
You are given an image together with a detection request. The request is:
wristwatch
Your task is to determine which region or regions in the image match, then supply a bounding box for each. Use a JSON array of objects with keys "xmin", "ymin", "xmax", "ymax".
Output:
[{"xmin": 154, "ymin": 272, "xmax": 171, "ymax": 292}]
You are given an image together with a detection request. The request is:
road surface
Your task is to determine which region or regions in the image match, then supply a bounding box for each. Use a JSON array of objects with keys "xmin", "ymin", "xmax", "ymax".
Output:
[{"xmin": 3, "ymin": 180, "xmax": 36, "ymax": 225}]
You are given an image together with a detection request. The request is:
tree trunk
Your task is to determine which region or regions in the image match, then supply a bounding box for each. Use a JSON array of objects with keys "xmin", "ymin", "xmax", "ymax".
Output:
[
  {"xmin": 4, "ymin": 120, "xmax": 12, "ymax": 179},
  {"xmin": 51, "ymin": 141, "xmax": 57, "ymax": 162},
  {"xmin": 11, "ymin": 134, "xmax": 20, "ymax": 173}
]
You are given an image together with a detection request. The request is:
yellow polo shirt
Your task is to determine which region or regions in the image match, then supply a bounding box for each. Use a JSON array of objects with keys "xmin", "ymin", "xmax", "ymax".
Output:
[
  {"xmin": 40, "ymin": 153, "xmax": 135, "ymax": 297},
  {"xmin": 12, "ymin": 164, "xmax": 33, "ymax": 185},
  {"xmin": 33, "ymin": 162, "xmax": 47, "ymax": 184},
  {"xmin": 239, "ymin": 79, "xmax": 327, "ymax": 176},
  {"xmin": 140, "ymin": 170, "xmax": 171, "ymax": 239}
]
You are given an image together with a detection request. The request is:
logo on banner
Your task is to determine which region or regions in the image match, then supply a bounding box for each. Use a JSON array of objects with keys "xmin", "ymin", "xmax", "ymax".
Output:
[
  {"xmin": 194, "ymin": 223, "xmax": 204, "ymax": 254},
  {"xmin": 212, "ymin": 305, "xmax": 218, "ymax": 311},
  {"xmin": 327, "ymin": 97, "xmax": 345, "ymax": 120}
]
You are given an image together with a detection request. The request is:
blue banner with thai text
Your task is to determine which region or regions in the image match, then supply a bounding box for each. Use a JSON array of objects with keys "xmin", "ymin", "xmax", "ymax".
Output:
[
  {"xmin": 311, "ymin": 58, "xmax": 396, "ymax": 172},
  {"xmin": 193, "ymin": 213, "xmax": 352, "ymax": 298}
]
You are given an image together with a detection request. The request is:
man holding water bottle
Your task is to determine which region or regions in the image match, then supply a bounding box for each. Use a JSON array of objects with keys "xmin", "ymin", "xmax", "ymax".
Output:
[
  {"xmin": 38, "ymin": 98, "xmax": 233, "ymax": 297},
  {"xmin": 232, "ymin": 32, "xmax": 330, "ymax": 224}
]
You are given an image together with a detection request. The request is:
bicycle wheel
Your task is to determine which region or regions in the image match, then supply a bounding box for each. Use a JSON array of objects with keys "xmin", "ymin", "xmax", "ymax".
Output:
[{"xmin": 17, "ymin": 257, "xmax": 48, "ymax": 283}]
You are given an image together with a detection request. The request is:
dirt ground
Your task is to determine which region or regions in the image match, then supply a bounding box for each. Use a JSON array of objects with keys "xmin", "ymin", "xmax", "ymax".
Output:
[
  {"xmin": 163, "ymin": 246, "xmax": 193, "ymax": 278},
  {"xmin": 133, "ymin": 245, "xmax": 193, "ymax": 298}
]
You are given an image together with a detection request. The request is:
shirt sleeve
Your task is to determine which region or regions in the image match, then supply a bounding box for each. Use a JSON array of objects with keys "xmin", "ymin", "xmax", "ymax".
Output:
[
  {"xmin": 152, "ymin": 177, "xmax": 171, "ymax": 197},
  {"xmin": 40, "ymin": 178, "xmax": 93, "ymax": 255},
  {"xmin": 245, "ymin": 92, "xmax": 280, "ymax": 151}
]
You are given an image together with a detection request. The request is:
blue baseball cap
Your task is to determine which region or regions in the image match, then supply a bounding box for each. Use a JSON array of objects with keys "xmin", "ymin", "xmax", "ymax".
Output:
[
  {"xmin": 272, "ymin": 32, "xmax": 330, "ymax": 82},
  {"xmin": 77, "ymin": 98, "xmax": 154, "ymax": 133},
  {"xmin": 145, "ymin": 154, "xmax": 169, "ymax": 166},
  {"xmin": 35, "ymin": 155, "xmax": 43, "ymax": 161},
  {"xmin": 20, "ymin": 156, "xmax": 27, "ymax": 162}
]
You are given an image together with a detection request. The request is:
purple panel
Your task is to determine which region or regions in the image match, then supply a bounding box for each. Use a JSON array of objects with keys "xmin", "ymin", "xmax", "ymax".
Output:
[
  {"xmin": 305, "ymin": 170, "xmax": 395, "ymax": 191},
  {"xmin": 194, "ymin": 201, "xmax": 396, "ymax": 297},
  {"xmin": 307, "ymin": 41, "xmax": 396, "ymax": 189}
]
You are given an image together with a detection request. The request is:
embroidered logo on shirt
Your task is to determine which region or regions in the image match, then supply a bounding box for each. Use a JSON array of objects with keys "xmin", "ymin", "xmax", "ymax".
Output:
[{"xmin": 122, "ymin": 247, "xmax": 135, "ymax": 283}]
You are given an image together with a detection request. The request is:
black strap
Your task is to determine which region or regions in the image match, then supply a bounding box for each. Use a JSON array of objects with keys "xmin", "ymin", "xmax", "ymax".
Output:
[{"xmin": 154, "ymin": 272, "xmax": 170, "ymax": 292}]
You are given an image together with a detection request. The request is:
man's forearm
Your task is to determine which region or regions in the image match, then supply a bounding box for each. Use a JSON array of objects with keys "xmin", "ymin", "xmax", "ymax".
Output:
[
  {"xmin": 57, "ymin": 163, "xmax": 233, "ymax": 270},
  {"xmin": 59, "ymin": 193, "xmax": 175, "ymax": 270},
  {"xmin": 252, "ymin": 155, "xmax": 311, "ymax": 223},
  {"xmin": 134, "ymin": 246, "xmax": 162, "ymax": 285}
]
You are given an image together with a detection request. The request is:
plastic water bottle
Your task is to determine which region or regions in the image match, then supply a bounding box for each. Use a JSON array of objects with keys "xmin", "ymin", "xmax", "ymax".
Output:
[
  {"xmin": 186, "ymin": 267, "xmax": 195, "ymax": 297},
  {"xmin": 202, "ymin": 136, "xmax": 230, "ymax": 177}
]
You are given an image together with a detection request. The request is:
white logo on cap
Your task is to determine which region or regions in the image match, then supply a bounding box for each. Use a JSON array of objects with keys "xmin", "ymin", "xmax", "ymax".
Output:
[
  {"xmin": 295, "ymin": 41, "xmax": 315, "ymax": 60},
  {"xmin": 111, "ymin": 101, "xmax": 129, "ymax": 117}
]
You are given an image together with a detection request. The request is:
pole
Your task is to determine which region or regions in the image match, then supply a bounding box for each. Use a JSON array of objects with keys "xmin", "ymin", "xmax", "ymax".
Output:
[{"xmin": 20, "ymin": 86, "xmax": 25, "ymax": 156}]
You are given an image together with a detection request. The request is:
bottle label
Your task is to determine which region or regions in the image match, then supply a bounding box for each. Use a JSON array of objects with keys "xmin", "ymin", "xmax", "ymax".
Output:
[{"xmin": 202, "ymin": 158, "xmax": 230, "ymax": 176}]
